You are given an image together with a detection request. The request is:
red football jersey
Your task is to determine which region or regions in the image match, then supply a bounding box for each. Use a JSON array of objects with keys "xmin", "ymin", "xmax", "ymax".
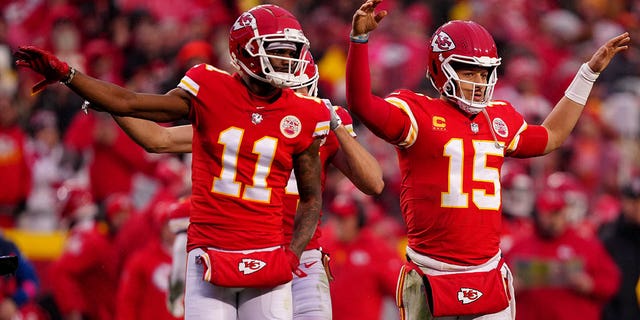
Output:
[
  {"xmin": 49, "ymin": 221, "xmax": 118, "ymax": 320},
  {"xmin": 116, "ymin": 240, "xmax": 179, "ymax": 320},
  {"xmin": 384, "ymin": 89, "xmax": 543, "ymax": 265},
  {"xmin": 504, "ymin": 229, "xmax": 621, "ymax": 320},
  {"xmin": 64, "ymin": 113, "xmax": 157, "ymax": 202},
  {"xmin": 178, "ymin": 64, "xmax": 330, "ymax": 251},
  {"xmin": 322, "ymin": 229, "xmax": 403, "ymax": 320},
  {"xmin": 0, "ymin": 126, "xmax": 31, "ymax": 209},
  {"xmin": 282, "ymin": 106, "xmax": 356, "ymax": 249}
]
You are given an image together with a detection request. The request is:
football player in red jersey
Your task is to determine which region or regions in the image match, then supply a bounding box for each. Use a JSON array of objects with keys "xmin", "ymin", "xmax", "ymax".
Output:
[
  {"xmin": 346, "ymin": 0, "xmax": 630, "ymax": 319},
  {"xmin": 110, "ymin": 52, "xmax": 384, "ymax": 319},
  {"xmin": 15, "ymin": 5, "xmax": 332, "ymax": 320}
]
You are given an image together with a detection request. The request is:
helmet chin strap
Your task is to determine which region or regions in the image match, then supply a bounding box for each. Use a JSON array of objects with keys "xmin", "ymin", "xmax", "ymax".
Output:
[
  {"xmin": 266, "ymin": 71, "xmax": 300, "ymax": 88},
  {"xmin": 455, "ymin": 99, "xmax": 480, "ymax": 115},
  {"xmin": 445, "ymin": 79, "xmax": 487, "ymax": 115}
]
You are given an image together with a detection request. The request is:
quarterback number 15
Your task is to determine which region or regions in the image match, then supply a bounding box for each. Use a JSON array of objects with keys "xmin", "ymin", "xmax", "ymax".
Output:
[{"xmin": 442, "ymin": 139, "xmax": 502, "ymax": 210}]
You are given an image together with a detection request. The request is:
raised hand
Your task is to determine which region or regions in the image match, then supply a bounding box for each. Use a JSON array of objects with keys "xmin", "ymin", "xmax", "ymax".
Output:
[
  {"xmin": 587, "ymin": 32, "xmax": 631, "ymax": 73},
  {"xmin": 14, "ymin": 46, "xmax": 72, "ymax": 94},
  {"xmin": 351, "ymin": 0, "xmax": 388, "ymax": 36}
]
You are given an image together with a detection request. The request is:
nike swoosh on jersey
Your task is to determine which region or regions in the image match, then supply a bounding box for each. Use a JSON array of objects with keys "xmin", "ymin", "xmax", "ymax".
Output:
[{"xmin": 303, "ymin": 261, "xmax": 318, "ymax": 268}]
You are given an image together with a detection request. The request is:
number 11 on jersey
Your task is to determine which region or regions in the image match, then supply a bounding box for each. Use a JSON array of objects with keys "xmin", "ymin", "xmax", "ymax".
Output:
[{"xmin": 212, "ymin": 127, "xmax": 278, "ymax": 203}]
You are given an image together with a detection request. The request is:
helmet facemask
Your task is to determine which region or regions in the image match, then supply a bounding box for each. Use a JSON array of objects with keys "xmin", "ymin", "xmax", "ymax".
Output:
[
  {"xmin": 289, "ymin": 51, "xmax": 319, "ymax": 97},
  {"xmin": 439, "ymin": 56, "xmax": 499, "ymax": 114}
]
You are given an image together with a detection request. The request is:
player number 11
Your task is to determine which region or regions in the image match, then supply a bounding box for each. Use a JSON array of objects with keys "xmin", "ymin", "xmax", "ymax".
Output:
[{"xmin": 211, "ymin": 127, "xmax": 277, "ymax": 203}]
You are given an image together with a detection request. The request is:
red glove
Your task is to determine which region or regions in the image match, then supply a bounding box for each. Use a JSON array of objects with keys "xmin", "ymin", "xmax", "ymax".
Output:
[
  {"xmin": 285, "ymin": 248, "xmax": 307, "ymax": 278},
  {"xmin": 15, "ymin": 46, "xmax": 72, "ymax": 94}
]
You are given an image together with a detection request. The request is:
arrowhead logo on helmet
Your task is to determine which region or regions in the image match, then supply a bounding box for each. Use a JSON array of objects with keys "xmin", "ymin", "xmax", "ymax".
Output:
[
  {"xmin": 431, "ymin": 31, "xmax": 456, "ymax": 52},
  {"xmin": 232, "ymin": 12, "xmax": 256, "ymax": 31}
]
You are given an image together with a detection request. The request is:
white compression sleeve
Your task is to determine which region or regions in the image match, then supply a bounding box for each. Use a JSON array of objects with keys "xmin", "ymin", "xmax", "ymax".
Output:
[{"xmin": 564, "ymin": 63, "xmax": 600, "ymax": 105}]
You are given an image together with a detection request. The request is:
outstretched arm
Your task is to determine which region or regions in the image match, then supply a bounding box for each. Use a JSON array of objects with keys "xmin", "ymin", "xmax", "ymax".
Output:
[
  {"xmin": 541, "ymin": 32, "xmax": 630, "ymax": 154},
  {"xmin": 112, "ymin": 116, "xmax": 193, "ymax": 153},
  {"xmin": 346, "ymin": 0, "xmax": 409, "ymax": 142},
  {"xmin": 15, "ymin": 46, "xmax": 189, "ymax": 122}
]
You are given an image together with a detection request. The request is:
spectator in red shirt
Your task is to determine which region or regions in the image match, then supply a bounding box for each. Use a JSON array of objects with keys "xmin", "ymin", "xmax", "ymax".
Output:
[
  {"xmin": 115, "ymin": 199, "xmax": 178, "ymax": 320},
  {"xmin": 102, "ymin": 192, "xmax": 137, "ymax": 277},
  {"xmin": 113, "ymin": 157, "xmax": 187, "ymax": 277},
  {"xmin": 63, "ymin": 111, "xmax": 158, "ymax": 204},
  {"xmin": 48, "ymin": 183, "xmax": 118, "ymax": 320},
  {"xmin": 499, "ymin": 162, "xmax": 536, "ymax": 255},
  {"xmin": 321, "ymin": 193, "xmax": 402, "ymax": 320},
  {"xmin": 0, "ymin": 94, "xmax": 32, "ymax": 227},
  {"xmin": 505, "ymin": 174, "xmax": 621, "ymax": 320}
]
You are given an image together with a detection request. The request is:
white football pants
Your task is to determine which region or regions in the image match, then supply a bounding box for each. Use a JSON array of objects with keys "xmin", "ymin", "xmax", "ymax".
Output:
[
  {"xmin": 292, "ymin": 249, "xmax": 332, "ymax": 319},
  {"xmin": 184, "ymin": 248, "xmax": 293, "ymax": 320}
]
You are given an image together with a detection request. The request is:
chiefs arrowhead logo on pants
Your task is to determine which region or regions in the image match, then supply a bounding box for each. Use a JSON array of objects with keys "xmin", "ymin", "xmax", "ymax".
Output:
[
  {"xmin": 457, "ymin": 287, "xmax": 483, "ymax": 304},
  {"xmin": 199, "ymin": 246, "xmax": 294, "ymax": 287},
  {"xmin": 238, "ymin": 259, "xmax": 266, "ymax": 275}
]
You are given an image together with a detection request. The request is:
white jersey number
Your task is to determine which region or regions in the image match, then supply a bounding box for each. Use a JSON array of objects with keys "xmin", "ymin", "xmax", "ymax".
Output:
[
  {"xmin": 442, "ymin": 139, "xmax": 502, "ymax": 210},
  {"xmin": 211, "ymin": 127, "xmax": 277, "ymax": 203}
]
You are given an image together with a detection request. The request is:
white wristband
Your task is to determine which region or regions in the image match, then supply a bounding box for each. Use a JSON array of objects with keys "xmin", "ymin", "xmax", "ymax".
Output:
[
  {"xmin": 564, "ymin": 63, "xmax": 600, "ymax": 106},
  {"xmin": 61, "ymin": 67, "xmax": 76, "ymax": 85}
]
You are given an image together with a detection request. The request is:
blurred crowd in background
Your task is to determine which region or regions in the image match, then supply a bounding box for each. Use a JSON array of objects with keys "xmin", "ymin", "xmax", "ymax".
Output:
[{"xmin": 0, "ymin": 0, "xmax": 639, "ymax": 319}]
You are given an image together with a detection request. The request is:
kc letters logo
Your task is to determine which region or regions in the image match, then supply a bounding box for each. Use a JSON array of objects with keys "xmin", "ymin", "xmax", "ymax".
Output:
[
  {"xmin": 238, "ymin": 258, "xmax": 266, "ymax": 275},
  {"xmin": 431, "ymin": 31, "xmax": 455, "ymax": 52},
  {"xmin": 457, "ymin": 287, "xmax": 483, "ymax": 304}
]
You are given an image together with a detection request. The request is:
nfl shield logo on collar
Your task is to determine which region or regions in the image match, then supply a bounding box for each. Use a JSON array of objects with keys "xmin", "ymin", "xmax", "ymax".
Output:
[{"xmin": 251, "ymin": 113, "xmax": 263, "ymax": 124}]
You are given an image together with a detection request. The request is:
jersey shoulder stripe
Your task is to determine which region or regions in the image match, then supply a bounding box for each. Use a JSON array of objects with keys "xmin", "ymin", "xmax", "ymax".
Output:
[
  {"xmin": 314, "ymin": 121, "xmax": 330, "ymax": 137},
  {"xmin": 343, "ymin": 123, "xmax": 356, "ymax": 137},
  {"xmin": 334, "ymin": 105, "xmax": 356, "ymax": 138},
  {"xmin": 385, "ymin": 96, "xmax": 418, "ymax": 148},
  {"xmin": 506, "ymin": 122, "xmax": 528, "ymax": 152},
  {"xmin": 178, "ymin": 63, "xmax": 230, "ymax": 97},
  {"xmin": 179, "ymin": 76, "xmax": 199, "ymax": 96}
]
